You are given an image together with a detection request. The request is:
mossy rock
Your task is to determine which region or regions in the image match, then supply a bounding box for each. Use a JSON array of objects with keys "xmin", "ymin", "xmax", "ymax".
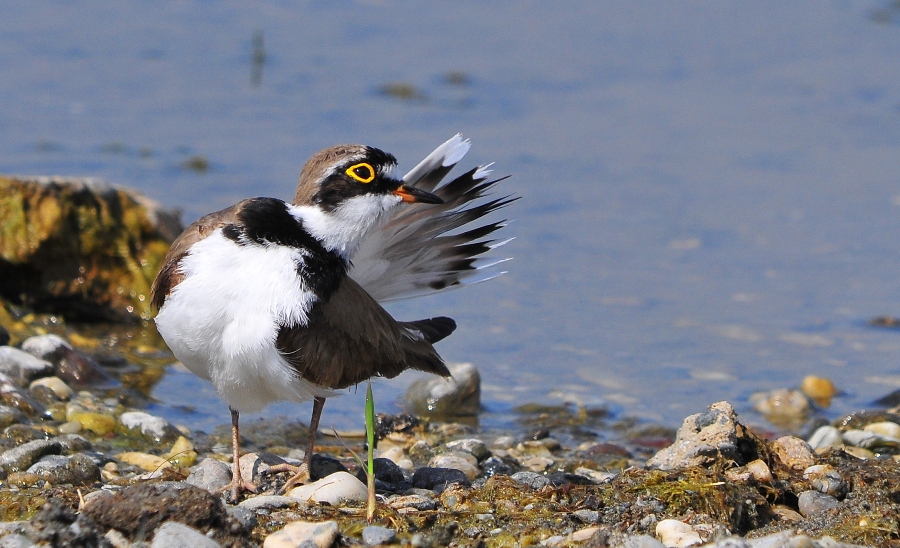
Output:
[{"xmin": 0, "ymin": 176, "xmax": 181, "ymax": 322}]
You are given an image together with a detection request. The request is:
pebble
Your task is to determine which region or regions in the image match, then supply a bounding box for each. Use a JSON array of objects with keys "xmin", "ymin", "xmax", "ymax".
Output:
[
  {"xmin": 797, "ymin": 490, "xmax": 840, "ymax": 517},
  {"xmin": 800, "ymin": 375, "xmax": 837, "ymax": 406},
  {"xmin": 428, "ymin": 452, "xmax": 479, "ymax": 480},
  {"xmin": 647, "ymin": 402, "xmax": 742, "ymax": 470},
  {"xmin": 186, "ymin": 458, "xmax": 232, "ymax": 493},
  {"xmin": 28, "ymin": 377, "xmax": 73, "ymax": 401},
  {"xmin": 750, "ymin": 389, "xmax": 811, "ymax": 425},
  {"xmin": 150, "ymin": 521, "xmax": 222, "ymax": 548},
  {"xmin": 769, "ymin": 505, "xmax": 803, "ymax": 522},
  {"xmin": 120, "ymin": 411, "xmax": 178, "ymax": 442},
  {"xmin": 574, "ymin": 467, "xmax": 616, "ymax": 484},
  {"xmin": 0, "ymin": 406, "xmax": 25, "ymax": 429},
  {"xmin": 621, "ymin": 535, "xmax": 666, "ymax": 548},
  {"xmin": 573, "ymin": 526, "xmax": 601, "ymax": 541},
  {"xmin": 165, "ymin": 436, "xmax": 197, "ymax": 468},
  {"xmin": 115, "ymin": 451, "xmax": 172, "ymax": 472},
  {"xmin": 482, "ymin": 456, "xmax": 516, "ymax": 477},
  {"xmin": 67, "ymin": 411, "xmax": 116, "ymax": 436},
  {"xmin": 387, "ymin": 493, "xmax": 437, "ymax": 511},
  {"xmin": 521, "ymin": 455, "xmax": 554, "ymax": 472},
  {"xmin": 362, "ymin": 525, "xmax": 397, "ymax": 545},
  {"xmin": 863, "ymin": 421, "xmax": 900, "ymax": 439},
  {"xmin": 25, "ymin": 453, "xmax": 100, "ymax": 486},
  {"xmin": 771, "ymin": 436, "xmax": 815, "ymax": 470},
  {"xmin": 511, "ymin": 471, "xmax": 551, "ymax": 490},
  {"xmin": 0, "ymin": 374, "xmax": 45, "ymax": 417},
  {"xmin": 238, "ymin": 495, "xmax": 299, "ymax": 512},
  {"xmin": 378, "ymin": 446, "xmax": 414, "ymax": 470},
  {"xmin": 804, "ymin": 464, "xmax": 847, "ymax": 498},
  {"xmin": 264, "ymin": 520, "xmax": 339, "ymax": 548},
  {"xmin": 0, "ymin": 535, "xmax": 33, "ymax": 547},
  {"xmin": 21, "ymin": 334, "xmax": 115, "ymax": 388},
  {"xmin": 655, "ymin": 519, "xmax": 703, "ymax": 548},
  {"xmin": 745, "ymin": 459, "xmax": 772, "ymax": 484},
  {"xmin": 404, "ymin": 362, "xmax": 481, "ymax": 417},
  {"xmin": 354, "ymin": 457, "xmax": 406, "ymax": 488},
  {"xmin": 807, "ymin": 425, "xmax": 843, "ymax": 451},
  {"xmin": 411, "ymin": 467, "xmax": 471, "ymax": 489},
  {"xmin": 0, "ymin": 439, "xmax": 62, "ymax": 478},
  {"xmin": 573, "ymin": 509, "xmax": 600, "ymax": 523},
  {"xmin": 444, "ymin": 439, "xmax": 490, "ymax": 461},
  {"xmin": 227, "ymin": 506, "xmax": 257, "ymax": 530},
  {"xmin": 0, "ymin": 347, "xmax": 53, "ymax": 383},
  {"xmin": 288, "ymin": 471, "xmax": 367, "ymax": 504}
]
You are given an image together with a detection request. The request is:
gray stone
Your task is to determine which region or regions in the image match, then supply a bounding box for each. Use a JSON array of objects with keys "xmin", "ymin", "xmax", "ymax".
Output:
[
  {"xmin": 0, "ymin": 439, "xmax": 62, "ymax": 478},
  {"xmin": 404, "ymin": 362, "xmax": 481, "ymax": 417},
  {"xmin": 647, "ymin": 401, "xmax": 743, "ymax": 470},
  {"xmin": 573, "ymin": 509, "xmax": 599, "ymax": 523},
  {"xmin": 0, "ymin": 347, "xmax": 53, "ymax": 384},
  {"xmin": 55, "ymin": 434, "xmax": 92, "ymax": 454},
  {"xmin": 0, "ymin": 374, "xmax": 45, "ymax": 417},
  {"xmin": 704, "ymin": 536, "xmax": 750, "ymax": 548},
  {"xmin": 411, "ymin": 467, "xmax": 471, "ymax": 489},
  {"xmin": 26, "ymin": 453, "xmax": 101, "ymax": 486},
  {"xmin": 510, "ymin": 471, "xmax": 551, "ymax": 490},
  {"xmin": 0, "ymin": 534, "xmax": 34, "ymax": 548},
  {"xmin": 120, "ymin": 411, "xmax": 179, "ymax": 443},
  {"xmin": 237, "ymin": 495, "xmax": 299, "ymax": 512},
  {"xmin": 621, "ymin": 535, "xmax": 667, "ymax": 548},
  {"xmin": 797, "ymin": 490, "xmax": 840, "ymax": 517},
  {"xmin": 428, "ymin": 452, "xmax": 479, "ymax": 480},
  {"xmin": 445, "ymin": 439, "xmax": 490, "ymax": 461},
  {"xmin": 226, "ymin": 506, "xmax": 257, "ymax": 530},
  {"xmin": 22, "ymin": 334, "xmax": 116, "ymax": 388},
  {"xmin": 362, "ymin": 525, "xmax": 397, "ymax": 545},
  {"xmin": 0, "ymin": 406, "xmax": 25, "ymax": 429},
  {"xmin": 150, "ymin": 521, "xmax": 222, "ymax": 548},
  {"xmin": 186, "ymin": 458, "xmax": 233, "ymax": 493}
]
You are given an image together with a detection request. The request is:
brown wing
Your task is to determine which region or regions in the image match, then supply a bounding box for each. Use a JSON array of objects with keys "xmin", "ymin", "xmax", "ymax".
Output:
[
  {"xmin": 276, "ymin": 277, "xmax": 452, "ymax": 390},
  {"xmin": 150, "ymin": 201, "xmax": 246, "ymax": 310}
]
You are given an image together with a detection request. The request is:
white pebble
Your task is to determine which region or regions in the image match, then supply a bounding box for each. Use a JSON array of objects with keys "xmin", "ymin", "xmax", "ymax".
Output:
[
  {"xmin": 807, "ymin": 425, "xmax": 843, "ymax": 451},
  {"xmin": 264, "ymin": 520, "xmax": 338, "ymax": 548},
  {"xmin": 863, "ymin": 421, "xmax": 900, "ymax": 439},
  {"xmin": 656, "ymin": 519, "xmax": 702, "ymax": 548},
  {"xmin": 29, "ymin": 376, "xmax": 74, "ymax": 400},
  {"xmin": 288, "ymin": 471, "xmax": 367, "ymax": 505}
]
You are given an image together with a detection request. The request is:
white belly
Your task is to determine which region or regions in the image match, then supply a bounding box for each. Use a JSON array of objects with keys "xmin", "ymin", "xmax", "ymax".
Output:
[{"xmin": 154, "ymin": 231, "xmax": 336, "ymax": 413}]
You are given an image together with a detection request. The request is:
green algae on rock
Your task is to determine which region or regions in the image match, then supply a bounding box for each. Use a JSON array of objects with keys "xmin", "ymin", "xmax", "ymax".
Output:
[{"xmin": 0, "ymin": 176, "xmax": 181, "ymax": 323}]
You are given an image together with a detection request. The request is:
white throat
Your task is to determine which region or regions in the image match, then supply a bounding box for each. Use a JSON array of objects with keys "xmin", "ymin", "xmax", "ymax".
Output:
[{"xmin": 289, "ymin": 194, "xmax": 402, "ymax": 260}]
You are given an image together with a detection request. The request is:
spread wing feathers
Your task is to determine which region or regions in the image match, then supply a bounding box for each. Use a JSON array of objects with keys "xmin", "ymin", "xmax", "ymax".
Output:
[
  {"xmin": 350, "ymin": 136, "xmax": 517, "ymax": 302},
  {"xmin": 275, "ymin": 278, "xmax": 451, "ymax": 390}
]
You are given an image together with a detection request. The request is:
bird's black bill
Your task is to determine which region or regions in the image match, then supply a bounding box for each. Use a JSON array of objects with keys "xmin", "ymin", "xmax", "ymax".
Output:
[{"xmin": 393, "ymin": 184, "xmax": 444, "ymax": 204}]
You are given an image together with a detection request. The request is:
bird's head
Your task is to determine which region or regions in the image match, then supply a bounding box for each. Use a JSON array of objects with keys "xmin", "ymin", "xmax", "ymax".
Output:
[{"xmin": 291, "ymin": 144, "xmax": 443, "ymax": 257}]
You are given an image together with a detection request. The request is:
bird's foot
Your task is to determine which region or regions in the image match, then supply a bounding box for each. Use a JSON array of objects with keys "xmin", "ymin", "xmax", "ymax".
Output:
[
  {"xmin": 268, "ymin": 463, "xmax": 310, "ymax": 494},
  {"xmin": 215, "ymin": 479, "xmax": 257, "ymax": 504}
]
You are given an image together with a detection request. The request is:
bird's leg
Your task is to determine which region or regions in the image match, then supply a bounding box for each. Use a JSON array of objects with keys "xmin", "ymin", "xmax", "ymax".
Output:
[
  {"xmin": 215, "ymin": 407, "xmax": 257, "ymax": 502},
  {"xmin": 279, "ymin": 396, "xmax": 326, "ymax": 493}
]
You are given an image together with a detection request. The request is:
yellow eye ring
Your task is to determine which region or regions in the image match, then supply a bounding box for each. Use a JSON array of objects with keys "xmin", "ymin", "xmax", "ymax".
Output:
[{"xmin": 345, "ymin": 162, "xmax": 376, "ymax": 183}]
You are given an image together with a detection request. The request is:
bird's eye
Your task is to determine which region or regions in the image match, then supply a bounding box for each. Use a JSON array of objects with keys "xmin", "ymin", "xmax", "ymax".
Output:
[{"xmin": 345, "ymin": 163, "xmax": 376, "ymax": 183}]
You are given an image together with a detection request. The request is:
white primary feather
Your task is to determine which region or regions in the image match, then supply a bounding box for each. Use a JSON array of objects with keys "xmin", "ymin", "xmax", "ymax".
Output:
[{"xmin": 350, "ymin": 135, "xmax": 516, "ymax": 302}]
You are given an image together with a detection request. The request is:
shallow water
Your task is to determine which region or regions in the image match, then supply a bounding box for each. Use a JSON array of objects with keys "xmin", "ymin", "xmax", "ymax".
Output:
[{"xmin": 5, "ymin": 1, "xmax": 900, "ymax": 434}]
